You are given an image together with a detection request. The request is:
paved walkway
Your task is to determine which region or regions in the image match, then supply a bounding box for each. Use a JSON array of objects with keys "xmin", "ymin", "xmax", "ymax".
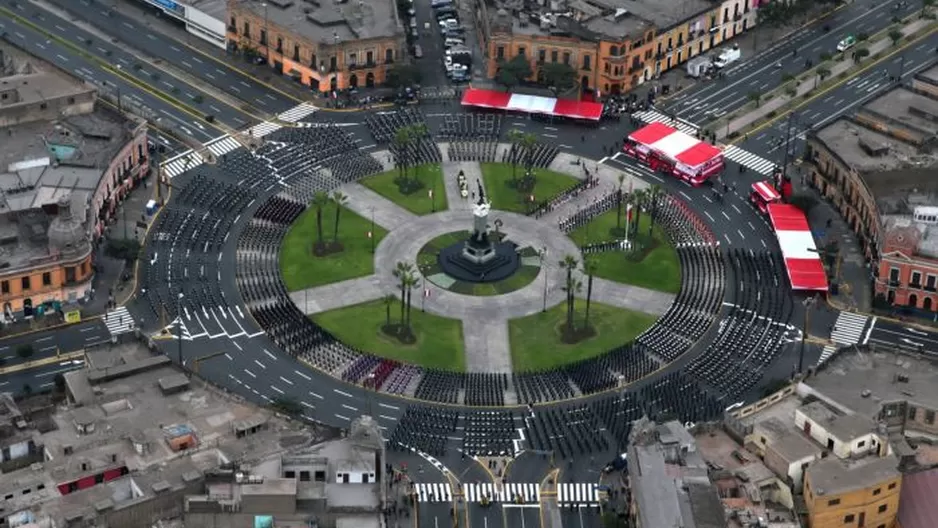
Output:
[
  {"xmin": 587, "ymin": 277, "xmax": 674, "ymax": 316},
  {"xmin": 463, "ymin": 317, "xmax": 512, "ymax": 373},
  {"xmin": 290, "ymin": 276, "xmax": 384, "ymax": 315},
  {"xmin": 340, "ymin": 182, "xmax": 417, "ymax": 232},
  {"xmin": 549, "ymin": 152, "xmax": 652, "ymax": 192},
  {"xmin": 441, "ymin": 161, "xmax": 482, "ymax": 213}
]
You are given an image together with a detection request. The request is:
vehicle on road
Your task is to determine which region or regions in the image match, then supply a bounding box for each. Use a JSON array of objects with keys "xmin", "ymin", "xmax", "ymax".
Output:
[
  {"xmin": 712, "ymin": 45, "xmax": 741, "ymax": 68},
  {"xmin": 686, "ymin": 56, "xmax": 712, "ymax": 78},
  {"xmin": 837, "ymin": 35, "xmax": 857, "ymax": 52},
  {"xmin": 622, "ymin": 122, "xmax": 724, "ymax": 186},
  {"xmin": 750, "ymin": 180, "xmax": 783, "ymax": 214}
]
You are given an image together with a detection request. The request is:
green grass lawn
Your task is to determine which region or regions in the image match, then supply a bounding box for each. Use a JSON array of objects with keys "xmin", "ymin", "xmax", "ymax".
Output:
[
  {"xmin": 280, "ymin": 205, "xmax": 387, "ymax": 291},
  {"xmin": 509, "ymin": 300, "xmax": 658, "ymax": 372},
  {"xmin": 360, "ymin": 164, "xmax": 447, "ymax": 215},
  {"xmin": 568, "ymin": 210, "xmax": 681, "ymax": 294},
  {"xmin": 480, "ymin": 163, "xmax": 580, "ymax": 213},
  {"xmin": 312, "ymin": 299, "xmax": 466, "ymax": 371}
]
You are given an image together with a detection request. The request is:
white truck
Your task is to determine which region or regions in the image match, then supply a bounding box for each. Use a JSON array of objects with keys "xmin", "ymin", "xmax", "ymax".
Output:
[{"xmin": 712, "ymin": 45, "xmax": 741, "ymax": 69}]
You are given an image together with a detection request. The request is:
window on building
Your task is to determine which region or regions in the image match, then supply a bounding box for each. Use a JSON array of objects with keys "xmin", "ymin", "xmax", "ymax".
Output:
[
  {"xmin": 496, "ymin": 46, "xmax": 505, "ymax": 60},
  {"xmin": 293, "ymin": 44, "xmax": 300, "ymax": 61},
  {"xmin": 604, "ymin": 63, "xmax": 610, "ymax": 73},
  {"xmin": 828, "ymin": 498, "xmax": 841, "ymax": 506},
  {"xmin": 230, "ymin": 16, "xmax": 236, "ymax": 30},
  {"xmin": 858, "ymin": 441, "xmax": 866, "ymax": 448},
  {"xmin": 888, "ymin": 482, "xmax": 897, "ymax": 490},
  {"xmin": 550, "ymin": 50, "xmax": 558, "ymax": 63},
  {"xmin": 314, "ymin": 470, "xmax": 326, "ymax": 482},
  {"xmin": 330, "ymin": 56, "xmax": 337, "ymax": 70},
  {"xmin": 65, "ymin": 267, "xmax": 76, "ymax": 284},
  {"xmin": 889, "ymin": 267, "xmax": 900, "ymax": 283},
  {"xmin": 260, "ymin": 29, "xmax": 267, "ymax": 46},
  {"xmin": 243, "ymin": 21, "xmax": 250, "ymax": 36},
  {"xmin": 583, "ymin": 54, "xmax": 591, "ymax": 70},
  {"xmin": 300, "ymin": 471, "xmax": 310, "ymax": 481},
  {"xmin": 563, "ymin": 51, "xmax": 570, "ymax": 65},
  {"xmin": 366, "ymin": 51, "xmax": 374, "ymax": 65},
  {"xmin": 926, "ymin": 410, "xmax": 935, "ymax": 424},
  {"xmin": 40, "ymin": 103, "xmax": 47, "ymax": 110},
  {"xmin": 284, "ymin": 470, "xmax": 296, "ymax": 478},
  {"xmin": 81, "ymin": 261, "xmax": 88, "ymax": 275},
  {"xmin": 1, "ymin": 280, "xmax": 8, "ymax": 294},
  {"xmin": 912, "ymin": 271, "xmax": 922, "ymax": 286},
  {"xmin": 42, "ymin": 272, "xmax": 51, "ymax": 287},
  {"xmin": 843, "ymin": 514, "xmax": 855, "ymax": 522},
  {"xmin": 537, "ymin": 49, "xmax": 545, "ymax": 62},
  {"xmin": 276, "ymin": 37, "xmax": 283, "ymax": 52},
  {"xmin": 21, "ymin": 276, "xmax": 30, "ymax": 291},
  {"xmin": 872, "ymin": 487, "xmax": 880, "ymax": 495},
  {"xmin": 385, "ymin": 49, "xmax": 393, "ymax": 63},
  {"xmin": 349, "ymin": 53, "xmax": 357, "ymax": 66},
  {"xmin": 878, "ymin": 504, "xmax": 887, "ymax": 513},
  {"xmin": 518, "ymin": 47, "xmax": 526, "ymax": 57}
]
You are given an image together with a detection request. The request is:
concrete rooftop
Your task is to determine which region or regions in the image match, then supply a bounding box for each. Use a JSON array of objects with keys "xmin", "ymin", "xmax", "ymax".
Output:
[
  {"xmin": 806, "ymin": 454, "xmax": 900, "ymax": 497},
  {"xmin": 232, "ymin": 0, "xmax": 402, "ymax": 43}
]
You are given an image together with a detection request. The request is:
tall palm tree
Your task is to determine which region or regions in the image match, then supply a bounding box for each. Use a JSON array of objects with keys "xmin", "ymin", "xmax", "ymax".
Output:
[
  {"xmin": 393, "ymin": 261, "xmax": 415, "ymax": 327},
  {"xmin": 331, "ymin": 190, "xmax": 348, "ymax": 244},
  {"xmin": 392, "ymin": 126, "xmax": 413, "ymax": 180},
  {"xmin": 403, "ymin": 272, "xmax": 420, "ymax": 331},
  {"xmin": 615, "ymin": 174, "xmax": 626, "ymax": 232},
  {"xmin": 559, "ymin": 254, "xmax": 579, "ymax": 334},
  {"xmin": 583, "ymin": 259, "xmax": 598, "ymax": 331},
  {"xmin": 630, "ymin": 188, "xmax": 647, "ymax": 239},
  {"xmin": 311, "ymin": 191, "xmax": 330, "ymax": 249},
  {"xmin": 645, "ymin": 185, "xmax": 664, "ymax": 235},
  {"xmin": 519, "ymin": 132, "xmax": 538, "ymax": 175},
  {"xmin": 507, "ymin": 129, "xmax": 524, "ymax": 183},
  {"xmin": 382, "ymin": 294, "xmax": 396, "ymax": 328}
]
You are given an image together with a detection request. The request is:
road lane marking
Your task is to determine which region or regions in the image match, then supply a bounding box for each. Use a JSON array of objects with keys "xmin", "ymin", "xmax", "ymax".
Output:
[
  {"xmin": 244, "ymin": 368, "xmax": 256, "ymax": 378},
  {"xmin": 295, "ymin": 370, "xmax": 312, "ymax": 380},
  {"xmin": 334, "ymin": 389, "xmax": 353, "ymax": 398}
]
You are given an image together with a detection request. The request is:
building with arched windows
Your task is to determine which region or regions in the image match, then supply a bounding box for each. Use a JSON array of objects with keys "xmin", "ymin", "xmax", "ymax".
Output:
[{"xmin": 225, "ymin": 0, "xmax": 407, "ymax": 93}]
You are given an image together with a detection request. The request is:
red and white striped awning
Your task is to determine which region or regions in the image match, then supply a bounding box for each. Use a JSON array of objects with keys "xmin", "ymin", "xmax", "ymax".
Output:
[
  {"xmin": 767, "ymin": 203, "xmax": 829, "ymax": 291},
  {"xmin": 460, "ymin": 88, "xmax": 604, "ymax": 121},
  {"xmin": 627, "ymin": 121, "xmax": 722, "ymax": 167},
  {"xmin": 752, "ymin": 181, "xmax": 781, "ymax": 203}
]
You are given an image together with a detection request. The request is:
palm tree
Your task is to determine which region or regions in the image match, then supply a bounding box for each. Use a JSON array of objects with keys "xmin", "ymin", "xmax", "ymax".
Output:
[
  {"xmin": 382, "ymin": 294, "xmax": 396, "ymax": 328},
  {"xmin": 559, "ymin": 255, "xmax": 579, "ymax": 334},
  {"xmin": 392, "ymin": 126, "xmax": 413, "ymax": 181},
  {"xmin": 331, "ymin": 190, "xmax": 348, "ymax": 244},
  {"xmin": 630, "ymin": 188, "xmax": 647, "ymax": 239},
  {"xmin": 507, "ymin": 129, "xmax": 524, "ymax": 183},
  {"xmin": 403, "ymin": 272, "xmax": 420, "ymax": 331},
  {"xmin": 583, "ymin": 259, "xmax": 598, "ymax": 331},
  {"xmin": 312, "ymin": 191, "xmax": 330, "ymax": 250},
  {"xmin": 615, "ymin": 174, "xmax": 626, "ymax": 233},
  {"xmin": 393, "ymin": 261, "xmax": 415, "ymax": 326},
  {"xmin": 519, "ymin": 132, "xmax": 539, "ymax": 177},
  {"xmin": 645, "ymin": 185, "xmax": 664, "ymax": 235}
]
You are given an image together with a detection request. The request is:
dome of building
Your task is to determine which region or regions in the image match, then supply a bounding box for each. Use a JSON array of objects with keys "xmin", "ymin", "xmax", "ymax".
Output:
[{"xmin": 47, "ymin": 194, "xmax": 90, "ymax": 259}]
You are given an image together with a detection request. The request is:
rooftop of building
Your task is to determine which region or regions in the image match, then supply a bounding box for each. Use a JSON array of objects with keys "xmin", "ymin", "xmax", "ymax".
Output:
[
  {"xmin": 489, "ymin": 0, "xmax": 710, "ymax": 41},
  {"xmin": 805, "ymin": 454, "xmax": 900, "ymax": 497},
  {"xmin": 806, "ymin": 346, "xmax": 938, "ymax": 421},
  {"xmin": 629, "ymin": 420, "xmax": 725, "ymax": 528},
  {"xmin": 0, "ymin": 343, "xmax": 328, "ymax": 524},
  {"xmin": 898, "ymin": 467, "xmax": 938, "ymax": 528},
  {"xmin": 752, "ymin": 416, "xmax": 823, "ymax": 462},
  {"xmin": 188, "ymin": 0, "xmax": 228, "ymax": 19},
  {"xmin": 231, "ymin": 0, "xmax": 401, "ymax": 44},
  {"xmin": 0, "ymin": 70, "xmax": 92, "ymax": 107},
  {"xmin": 798, "ymin": 400, "xmax": 875, "ymax": 441},
  {"xmin": 863, "ymin": 86, "xmax": 938, "ymax": 141},
  {"xmin": 814, "ymin": 119, "xmax": 927, "ymax": 175},
  {"xmin": 918, "ymin": 64, "xmax": 938, "ymax": 84}
]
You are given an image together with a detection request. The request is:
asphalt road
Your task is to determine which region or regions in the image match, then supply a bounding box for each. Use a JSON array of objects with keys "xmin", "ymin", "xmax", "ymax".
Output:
[
  {"xmin": 738, "ymin": 35, "xmax": 938, "ymax": 162},
  {"xmin": 664, "ymin": 0, "xmax": 922, "ymax": 126},
  {"xmin": 0, "ymin": 320, "xmax": 109, "ymax": 368},
  {"xmin": 0, "ymin": 356, "xmax": 86, "ymax": 394},
  {"xmin": 0, "ymin": 3, "xmax": 250, "ymax": 135},
  {"xmin": 865, "ymin": 316, "xmax": 938, "ymax": 356},
  {"xmin": 41, "ymin": 0, "xmax": 301, "ymax": 115}
]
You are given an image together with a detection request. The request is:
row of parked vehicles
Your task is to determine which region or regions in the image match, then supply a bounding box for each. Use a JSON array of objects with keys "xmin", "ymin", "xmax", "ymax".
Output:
[{"xmin": 431, "ymin": 0, "xmax": 472, "ymax": 82}]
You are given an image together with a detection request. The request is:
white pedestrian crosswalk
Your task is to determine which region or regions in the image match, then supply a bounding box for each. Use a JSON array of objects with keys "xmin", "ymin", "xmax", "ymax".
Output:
[
  {"xmin": 830, "ymin": 311, "xmax": 870, "ymax": 346},
  {"xmin": 277, "ymin": 102, "xmax": 319, "ymax": 123},
  {"xmin": 205, "ymin": 136, "xmax": 242, "ymax": 157},
  {"xmin": 414, "ymin": 482, "xmax": 453, "ymax": 502},
  {"xmin": 103, "ymin": 306, "xmax": 135, "ymax": 336},
  {"xmin": 161, "ymin": 102, "xmax": 319, "ymax": 177},
  {"xmin": 721, "ymin": 145, "xmax": 777, "ymax": 175},
  {"xmin": 631, "ymin": 108, "xmax": 699, "ymax": 136},
  {"xmin": 818, "ymin": 345, "xmax": 838, "ymax": 366},
  {"xmin": 413, "ymin": 482, "xmax": 598, "ymax": 504},
  {"xmin": 557, "ymin": 482, "xmax": 601, "ymax": 507}
]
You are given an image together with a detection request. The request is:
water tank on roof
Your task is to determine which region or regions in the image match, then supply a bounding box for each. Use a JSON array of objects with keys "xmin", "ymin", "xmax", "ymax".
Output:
[{"xmin": 47, "ymin": 194, "xmax": 89, "ymax": 259}]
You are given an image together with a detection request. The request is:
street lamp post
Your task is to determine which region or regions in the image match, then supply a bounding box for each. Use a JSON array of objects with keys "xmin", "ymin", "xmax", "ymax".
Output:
[
  {"xmin": 798, "ymin": 296, "xmax": 817, "ymax": 375},
  {"xmin": 176, "ymin": 292, "xmax": 185, "ymax": 370},
  {"xmin": 429, "ymin": 188, "xmax": 435, "ymax": 212},
  {"xmin": 539, "ymin": 246, "xmax": 549, "ymax": 312}
]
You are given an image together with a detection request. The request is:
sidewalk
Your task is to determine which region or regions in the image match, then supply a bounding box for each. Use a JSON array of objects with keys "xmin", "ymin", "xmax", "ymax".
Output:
[{"xmin": 715, "ymin": 18, "xmax": 935, "ymax": 140}]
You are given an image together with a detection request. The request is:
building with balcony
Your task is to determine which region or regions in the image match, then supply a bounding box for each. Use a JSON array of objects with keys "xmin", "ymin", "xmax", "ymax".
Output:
[
  {"xmin": 226, "ymin": 0, "xmax": 407, "ymax": 93},
  {"xmin": 0, "ymin": 44, "xmax": 149, "ymax": 319},
  {"xmin": 479, "ymin": 0, "xmax": 761, "ymax": 96}
]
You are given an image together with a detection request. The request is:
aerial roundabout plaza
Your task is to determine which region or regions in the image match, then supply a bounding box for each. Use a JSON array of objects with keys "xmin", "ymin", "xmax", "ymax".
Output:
[{"xmin": 278, "ymin": 154, "xmax": 684, "ymax": 389}]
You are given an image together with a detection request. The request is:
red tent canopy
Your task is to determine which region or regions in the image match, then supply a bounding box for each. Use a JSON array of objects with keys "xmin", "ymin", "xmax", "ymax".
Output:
[
  {"xmin": 460, "ymin": 88, "xmax": 603, "ymax": 121},
  {"xmin": 767, "ymin": 203, "xmax": 829, "ymax": 291}
]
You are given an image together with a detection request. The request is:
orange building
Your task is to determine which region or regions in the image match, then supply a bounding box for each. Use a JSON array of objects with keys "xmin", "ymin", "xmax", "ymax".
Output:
[
  {"xmin": 479, "ymin": 0, "xmax": 752, "ymax": 95},
  {"xmin": 803, "ymin": 455, "xmax": 902, "ymax": 528},
  {"xmin": 226, "ymin": 0, "xmax": 406, "ymax": 93}
]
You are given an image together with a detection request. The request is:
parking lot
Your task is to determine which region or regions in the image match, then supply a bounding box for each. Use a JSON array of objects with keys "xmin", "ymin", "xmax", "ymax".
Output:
[{"xmin": 405, "ymin": 0, "xmax": 484, "ymax": 89}]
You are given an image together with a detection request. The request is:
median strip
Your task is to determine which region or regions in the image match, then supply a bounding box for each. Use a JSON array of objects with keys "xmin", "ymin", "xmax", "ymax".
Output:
[{"xmin": 0, "ymin": 350, "xmax": 85, "ymax": 376}]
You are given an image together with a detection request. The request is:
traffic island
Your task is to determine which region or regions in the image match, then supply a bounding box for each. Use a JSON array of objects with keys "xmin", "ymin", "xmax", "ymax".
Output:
[{"xmin": 711, "ymin": 16, "xmax": 938, "ymax": 141}]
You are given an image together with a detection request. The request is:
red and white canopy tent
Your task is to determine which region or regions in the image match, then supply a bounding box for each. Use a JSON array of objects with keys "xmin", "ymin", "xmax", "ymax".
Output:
[
  {"xmin": 460, "ymin": 88, "xmax": 604, "ymax": 121},
  {"xmin": 766, "ymin": 203, "xmax": 829, "ymax": 292},
  {"xmin": 627, "ymin": 121, "xmax": 722, "ymax": 167}
]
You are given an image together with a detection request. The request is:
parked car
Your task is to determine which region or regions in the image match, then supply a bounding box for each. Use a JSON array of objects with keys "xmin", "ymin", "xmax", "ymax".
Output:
[{"xmin": 836, "ymin": 35, "xmax": 856, "ymax": 52}]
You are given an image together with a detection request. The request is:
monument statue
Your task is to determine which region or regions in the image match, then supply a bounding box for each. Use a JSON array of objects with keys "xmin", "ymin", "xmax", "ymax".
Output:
[{"xmin": 471, "ymin": 180, "xmax": 491, "ymax": 242}]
